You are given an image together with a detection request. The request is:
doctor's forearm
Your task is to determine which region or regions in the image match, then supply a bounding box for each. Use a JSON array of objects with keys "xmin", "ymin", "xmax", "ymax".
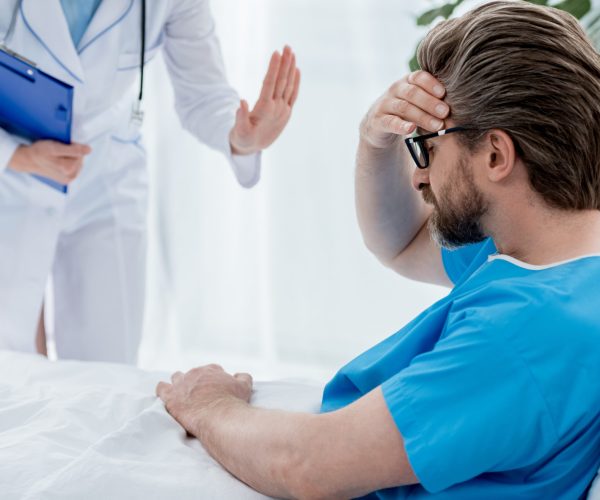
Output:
[{"xmin": 190, "ymin": 397, "xmax": 320, "ymax": 499}]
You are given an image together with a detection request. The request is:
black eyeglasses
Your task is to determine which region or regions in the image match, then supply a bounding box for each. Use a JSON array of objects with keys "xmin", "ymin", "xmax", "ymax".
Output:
[{"xmin": 404, "ymin": 126, "xmax": 471, "ymax": 169}]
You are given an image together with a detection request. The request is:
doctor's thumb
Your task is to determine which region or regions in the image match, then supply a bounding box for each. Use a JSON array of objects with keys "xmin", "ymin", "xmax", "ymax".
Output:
[
  {"xmin": 237, "ymin": 99, "xmax": 250, "ymax": 119},
  {"xmin": 52, "ymin": 142, "xmax": 92, "ymax": 158},
  {"xmin": 72, "ymin": 143, "xmax": 92, "ymax": 156}
]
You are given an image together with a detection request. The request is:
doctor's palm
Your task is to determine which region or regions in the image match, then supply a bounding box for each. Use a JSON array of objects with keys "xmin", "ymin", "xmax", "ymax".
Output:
[{"xmin": 229, "ymin": 46, "xmax": 300, "ymax": 155}]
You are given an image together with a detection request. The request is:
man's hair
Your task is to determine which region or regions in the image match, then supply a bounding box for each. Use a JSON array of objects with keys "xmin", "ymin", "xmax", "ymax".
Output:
[{"xmin": 418, "ymin": 0, "xmax": 600, "ymax": 210}]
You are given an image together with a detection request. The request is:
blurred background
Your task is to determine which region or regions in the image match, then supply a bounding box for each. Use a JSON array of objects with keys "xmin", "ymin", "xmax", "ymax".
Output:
[
  {"xmin": 138, "ymin": 0, "xmax": 448, "ymax": 382},
  {"xmin": 137, "ymin": 0, "xmax": 600, "ymax": 382}
]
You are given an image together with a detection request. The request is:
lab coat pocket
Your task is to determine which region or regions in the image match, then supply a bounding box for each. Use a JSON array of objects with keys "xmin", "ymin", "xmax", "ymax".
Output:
[
  {"xmin": 112, "ymin": 43, "xmax": 161, "ymax": 102},
  {"xmin": 116, "ymin": 43, "xmax": 161, "ymax": 72}
]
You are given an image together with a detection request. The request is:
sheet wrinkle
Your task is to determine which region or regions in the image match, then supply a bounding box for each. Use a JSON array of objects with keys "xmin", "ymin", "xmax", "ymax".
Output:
[
  {"xmin": 18, "ymin": 400, "xmax": 178, "ymax": 497},
  {"xmin": 0, "ymin": 350, "xmax": 324, "ymax": 500}
]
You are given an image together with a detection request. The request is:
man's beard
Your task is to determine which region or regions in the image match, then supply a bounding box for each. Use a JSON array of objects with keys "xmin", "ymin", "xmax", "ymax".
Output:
[{"xmin": 421, "ymin": 156, "xmax": 488, "ymax": 249}]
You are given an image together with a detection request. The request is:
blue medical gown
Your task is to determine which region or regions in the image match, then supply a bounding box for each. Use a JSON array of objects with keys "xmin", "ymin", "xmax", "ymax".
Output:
[{"xmin": 321, "ymin": 239, "xmax": 600, "ymax": 499}]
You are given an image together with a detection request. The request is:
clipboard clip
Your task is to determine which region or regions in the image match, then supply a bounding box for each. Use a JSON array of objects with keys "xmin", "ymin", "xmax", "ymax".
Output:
[{"xmin": 0, "ymin": 45, "xmax": 37, "ymax": 68}]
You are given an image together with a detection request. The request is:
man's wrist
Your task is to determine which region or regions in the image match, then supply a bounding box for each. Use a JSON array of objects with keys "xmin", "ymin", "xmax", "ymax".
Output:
[{"xmin": 190, "ymin": 395, "xmax": 249, "ymax": 441}]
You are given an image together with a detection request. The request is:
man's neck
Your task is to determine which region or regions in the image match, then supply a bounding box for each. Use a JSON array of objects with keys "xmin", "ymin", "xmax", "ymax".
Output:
[{"xmin": 487, "ymin": 202, "xmax": 600, "ymax": 265}]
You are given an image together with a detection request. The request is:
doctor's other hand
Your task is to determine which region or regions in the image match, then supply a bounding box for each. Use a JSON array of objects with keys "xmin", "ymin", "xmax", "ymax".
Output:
[
  {"xmin": 359, "ymin": 70, "xmax": 450, "ymax": 149},
  {"xmin": 229, "ymin": 45, "xmax": 300, "ymax": 156},
  {"xmin": 8, "ymin": 140, "xmax": 92, "ymax": 184}
]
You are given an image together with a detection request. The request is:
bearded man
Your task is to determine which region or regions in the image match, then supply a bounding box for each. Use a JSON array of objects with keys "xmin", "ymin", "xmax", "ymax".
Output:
[{"xmin": 156, "ymin": 2, "xmax": 600, "ymax": 498}]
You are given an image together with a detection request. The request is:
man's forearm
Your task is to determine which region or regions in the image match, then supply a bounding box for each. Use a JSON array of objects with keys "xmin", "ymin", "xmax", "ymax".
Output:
[
  {"xmin": 190, "ymin": 396, "xmax": 319, "ymax": 499},
  {"xmin": 355, "ymin": 138, "xmax": 430, "ymax": 263}
]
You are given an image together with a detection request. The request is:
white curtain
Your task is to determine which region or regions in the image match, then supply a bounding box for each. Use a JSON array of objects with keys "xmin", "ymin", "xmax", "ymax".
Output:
[{"xmin": 138, "ymin": 0, "xmax": 447, "ymax": 380}]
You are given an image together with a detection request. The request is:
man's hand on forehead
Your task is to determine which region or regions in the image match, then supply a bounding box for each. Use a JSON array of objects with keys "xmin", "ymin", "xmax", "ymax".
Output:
[
  {"xmin": 359, "ymin": 70, "xmax": 450, "ymax": 149},
  {"xmin": 397, "ymin": 70, "xmax": 449, "ymax": 133}
]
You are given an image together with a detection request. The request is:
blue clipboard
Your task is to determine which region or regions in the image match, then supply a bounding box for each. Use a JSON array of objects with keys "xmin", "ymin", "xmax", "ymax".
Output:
[{"xmin": 0, "ymin": 46, "xmax": 73, "ymax": 193}]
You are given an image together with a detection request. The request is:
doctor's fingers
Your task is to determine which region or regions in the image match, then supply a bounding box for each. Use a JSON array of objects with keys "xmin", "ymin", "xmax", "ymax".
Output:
[
  {"xmin": 53, "ymin": 156, "xmax": 84, "ymax": 174},
  {"xmin": 46, "ymin": 141, "xmax": 92, "ymax": 158},
  {"xmin": 258, "ymin": 50, "xmax": 282, "ymax": 103},
  {"xmin": 279, "ymin": 52, "xmax": 296, "ymax": 102},
  {"xmin": 273, "ymin": 46, "xmax": 294, "ymax": 99},
  {"xmin": 288, "ymin": 69, "xmax": 301, "ymax": 107},
  {"xmin": 283, "ymin": 63, "xmax": 300, "ymax": 105},
  {"xmin": 34, "ymin": 170, "xmax": 72, "ymax": 185},
  {"xmin": 41, "ymin": 161, "xmax": 82, "ymax": 184}
]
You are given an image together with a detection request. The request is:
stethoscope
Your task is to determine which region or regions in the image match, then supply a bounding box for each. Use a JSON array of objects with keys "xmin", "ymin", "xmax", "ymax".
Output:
[{"xmin": 1, "ymin": 0, "xmax": 147, "ymax": 125}]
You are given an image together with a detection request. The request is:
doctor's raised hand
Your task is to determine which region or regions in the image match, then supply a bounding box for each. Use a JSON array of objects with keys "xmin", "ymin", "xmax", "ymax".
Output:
[{"xmin": 229, "ymin": 46, "xmax": 300, "ymax": 155}]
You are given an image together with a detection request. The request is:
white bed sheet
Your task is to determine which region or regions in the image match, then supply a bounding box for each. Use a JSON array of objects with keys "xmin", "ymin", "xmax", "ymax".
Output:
[
  {"xmin": 1, "ymin": 350, "xmax": 599, "ymax": 499},
  {"xmin": 0, "ymin": 350, "xmax": 323, "ymax": 500}
]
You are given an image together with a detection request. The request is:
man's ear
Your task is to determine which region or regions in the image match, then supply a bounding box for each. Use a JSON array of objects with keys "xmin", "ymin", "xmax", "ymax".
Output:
[{"xmin": 485, "ymin": 129, "xmax": 516, "ymax": 182}]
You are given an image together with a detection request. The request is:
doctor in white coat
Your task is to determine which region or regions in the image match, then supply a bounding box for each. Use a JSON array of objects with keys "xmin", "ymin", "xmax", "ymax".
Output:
[{"xmin": 0, "ymin": 0, "xmax": 300, "ymax": 363}]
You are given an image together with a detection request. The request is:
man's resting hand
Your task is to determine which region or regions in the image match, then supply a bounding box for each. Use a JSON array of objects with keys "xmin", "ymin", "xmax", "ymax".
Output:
[{"xmin": 156, "ymin": 364, "xmax": 253, "ymax": 437}]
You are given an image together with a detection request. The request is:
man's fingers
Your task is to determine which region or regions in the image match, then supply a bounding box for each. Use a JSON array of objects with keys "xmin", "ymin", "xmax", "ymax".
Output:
[
  {"xmin": 289, "ymin": 68, "xmax": 300, "ymax": 107},
  {"xmin": 407, "ymin": 69, "xmax": 446, "ymax": 99},
  {"xmin": 203, "ymin": 363, "xmax": 224, "ymax": 372},
  {"xmin": 391, "ymin": 83, "xmax": 449, "ymax": 123},
  {"xmin": 379, "ymin": 114, "xmax": 416, "ymax": 136},
  {"xmin": 156, "ymin": 381, "xmax": 172, "ymax": 399},
  {"xmin": 381, "ymin": 98, "xmax": 444, "ymax": 132},
  {"xmin": 273, "ymin": 45, "xmax": 293, "ymax": 99},
  {"xmin": 234, "ymin": 372, "xmax": 253, "ymax": 388},
  {"xmin": 258, "ymin": 51, "xmax": 281, "ymax": 102}
]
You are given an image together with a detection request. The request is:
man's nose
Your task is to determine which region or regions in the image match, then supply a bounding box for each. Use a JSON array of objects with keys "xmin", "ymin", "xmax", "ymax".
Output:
[{"xmin": 412, "ymin": 166, "xmax": 430, "ymax": 191}]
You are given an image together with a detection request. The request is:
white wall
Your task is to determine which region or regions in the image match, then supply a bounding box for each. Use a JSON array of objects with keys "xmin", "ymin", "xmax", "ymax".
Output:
[{"xmin": 138, "ymin": 0, "xmax": 450, "ymax": 381}]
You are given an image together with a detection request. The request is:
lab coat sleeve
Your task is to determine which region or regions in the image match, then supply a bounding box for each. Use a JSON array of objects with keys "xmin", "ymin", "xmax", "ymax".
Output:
[
  {"xmin": 162, "ymin": 0, "xmax": 261, "ymax": 188},
  {"xmin": 0, "ymin": 128, "xmax": 22, "ymax": 173}
]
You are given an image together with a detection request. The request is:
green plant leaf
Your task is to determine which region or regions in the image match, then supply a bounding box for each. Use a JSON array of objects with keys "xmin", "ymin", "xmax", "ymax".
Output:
[
  {"xmin": 582, "ymin": 8, "xmax": 600, "ymax": 50},
  {"xmin": 582, "ymin": 9, "xmax": 600, "ymax": 32},
  {"xmin": 409, "ymin": 51, "xmax": 421, "ymax": 72},
  {"xmin": 409, "ymin": 0, "xmax": 595, "ymax": 70},
  {"xmin": 552, "ymin": 0, "xmax": 591, "ymax": 19},
  {"xmin": 416, "ymin": 0, "xmax": 466, "ymax": 26},
  {"xmin": 416, "ymin": 5, "xmax": 452, "ymax": 26}
]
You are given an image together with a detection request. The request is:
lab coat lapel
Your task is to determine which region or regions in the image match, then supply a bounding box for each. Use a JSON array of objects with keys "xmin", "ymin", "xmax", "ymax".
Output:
[
  {"xmin": 78, "ymin": 0, "xmax": 134, "ymax": 54},
  {"xmin": 20, "ymin": 0, "xmax": 84, "ymax": 83}
]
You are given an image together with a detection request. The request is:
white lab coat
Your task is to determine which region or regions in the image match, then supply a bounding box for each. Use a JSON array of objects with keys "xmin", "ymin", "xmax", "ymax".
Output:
[{"xmin": 0, "ymin": 0, "xmax": 261, "ymax": 363}]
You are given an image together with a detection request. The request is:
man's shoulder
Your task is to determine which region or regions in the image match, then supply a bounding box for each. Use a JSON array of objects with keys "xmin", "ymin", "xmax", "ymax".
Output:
[
  {"xmin": 459, "ymin": 252, "xmax": 600, "ymax": 294},
  {"xmin": 447, "ymin": 257, "xmax": 600, "ymax": 337}
]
